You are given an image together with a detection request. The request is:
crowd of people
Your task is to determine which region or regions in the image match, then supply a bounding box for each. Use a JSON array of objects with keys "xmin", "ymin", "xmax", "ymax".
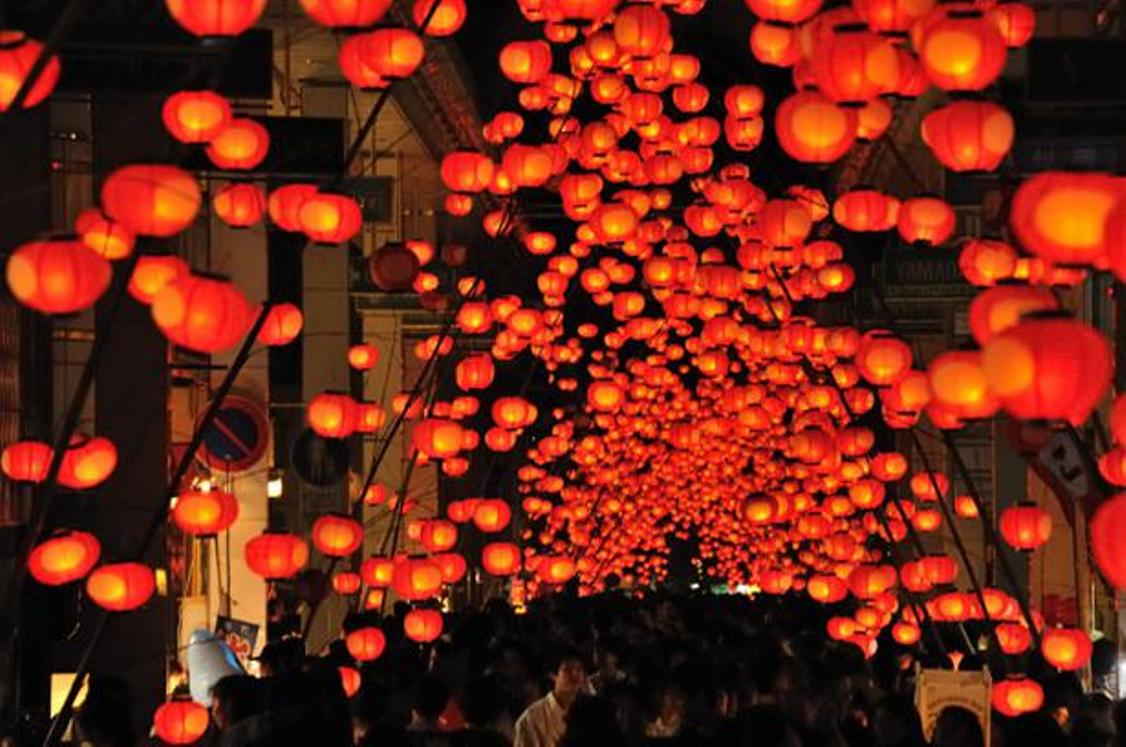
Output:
[{"xmin": 66, "ymin": 589, "xmax": 1126, "ymax": 746}]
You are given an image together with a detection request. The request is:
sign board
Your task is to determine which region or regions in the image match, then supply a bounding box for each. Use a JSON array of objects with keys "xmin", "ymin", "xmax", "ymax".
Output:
[
  {"xmin": 216, "ymin": 615, "xmax": 260, "ymax": 667},
  {"xmin": 1006, "ymin": 420, "xmax": 1104, "ymax": 522},
  {"xmin": 197, "ymin": 395, "xmax": 270, "ymax": 473},
  {"xmin": 915, "ymin": 667, "xmax": 991, "ymax": 746}
]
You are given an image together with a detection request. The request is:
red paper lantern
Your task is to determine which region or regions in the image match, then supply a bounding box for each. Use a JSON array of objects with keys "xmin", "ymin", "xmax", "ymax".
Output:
[
  {"xmin": 921, "ymin": 100, "xmax": 1014, "ymax": 173},
  {"xmin": 363, "ymin": 28, "xmax": 425, "ymax": 80},
  {"xmin": 312, "ymin": 514, "xmax": 364, "ymax": 557},
  {"xmin": 745, "ymin": 0, "xmax": 822, "ymax": 23},
  {"xmin": 967, "ymin": 284, "xmax": 1057, "ymax": 346},
  {"xmin": 988, "ymin": 2, "xmax": 1035, "ymax": 47},
  {"xmin": 75, "ymin": 208, "xmax": 135, "ymax": 260},
  {"xmin": 749, "ymin": 21, "xmax": 801, "ymax": 67},
  {"xmin": 58, "ymin": 436, "xmax": 117, "ymax": 490},
  {"xmin": 917, "ymin": 8, "xmax": 1007, "ymax": 91},
  {"xmin": 348, "ymin": 344, "xmax": 379, "ymax": 371},
  {"xmin": 811, "ymin": 25, "xmax": 900, "ymax": 105},
  {"xmin": 992, "ymin": 677, "xmax": 1043, "ymax": 717},
  {"xmin": 165, "ymin": 0, "xmax": 267, "ymax": 36},
  {"xmin": 433, "ymin": 552, "xmax": 468, "ymax": 583},
  {"xmin": 152, "ymin": 273, "xmax": 253, "ymax": 354},
  {"xmin": 86, "ymin": 562, "xmax": 155, "ymax": 611},
  {"xmin": 853, "ymin": 0, "xmax": 936, "ymax": 33},
  {"xmin": 413, "ymin": 0, "xmax": 467, "ymax": 36},
  {"xmin": 999, "ymin": 503, "xmax": 1052, "ymax": 550},
  {"xmin": 308, "ymin": 392, "xmax": 359, "ymax": 439},
  {"xmin": 339, "ymin": 666, "xmax": 361, "ymax": 697},
  {"xmin": 300, "ymin": 0, "xmax": 392, "ymax": 27},
  {"xmin": 774, "ymin": 90, "xmax": 857, "ymax": 164},
  {"xmin": 856, "ymin": 331, "xmax": 912, "ymax": 386},
  {"xmin": 1041, "ymin": 627, "xmax": 1092, "ymax": 671},
  {"xmin": 473, "ymin": 499, "xmax": 512, "ymax": 533},
  {"xmin": 1091, "ymin": 493, "xmax": 1126, "ymax": 589},
  {"xmin": 172, "ymin": 489, "xmax": 239, "ymax": 536},
  {"xmin": 298, "ymin": 192, "xmax": 363, "ymax": 244},
  {"xmin": 206, "ymin": 118, "xmax": 270, "ymax": 170},
  {"xmin": 361, "ymin": 556, "xmax": 396, "ymax": 587},
  {"xmin": 1009, "ymin": 171, "xmax": 1122, "ymax": 267},
  {"xmin": 153, "ymin": 700, "xmax": 210, "ymax": 745},
  {"xmin": 244, "ymin": 532, "xmax": 309, "ymax": 579},
  {"xmin": 391, "ymin": 558, "xmax": 444, "ymax": 600},
  {"xmin": 404, "ymin": 608, "xmax": 444, "ymax": 642},
  {"xmin": 959, "ymin": 238, "xmax": 1018, "ymax": 286},
  {"xmin": 29, "ymin": 530, "xmax": 100, "ymax": 586},
  {"xmin": 162, "ymin": 90, "xmax": 232, "ymax": 144},
  {"xmin": 268, "ymin": 184, "xmax": 319, "ymax": 231},
  {"xmin": 896, "ymin": 196, "xmax": 955, "ymax": 246},
  {"xmin": 613, "ymin": 4, "xmax": 671, "ymax": 58},
  {"xmin": 258, "ymin": 303, "xmax": 304, "ymax": 346},
  {"xmin": 482, "ymin": 542, "xmax": 521, "ymax": 576},
  {"xmin": 102, "ymin": 164, "xmax": 202, "ymax": 238},
  {"xmin": 129, "ymin": 254, "xmax": 190, "ymax": 305},
  {"xmin": 6, "ymin": 237, "xmax": 112, "ymax": 315},
  {"xmin": 833, "ymin": 188, "xmax": 900, "ymax": 232},
  {"xmin": 333, "ymin": 572, "xmax": 361, "ymax": 595},
  {"xmin": 1, "ymin": 440, "xmax": 52, "ymax": 483},
  {"xmin": 0, "ymin": 31, "xmax": 61, "ymax": 111},
  {"xmin": 346, "ymin": 626, "xmax": 387, "ymax": 661},
  {"xmin": 213, "ymin": 182, "xmax": 266, "ymax": 228}
]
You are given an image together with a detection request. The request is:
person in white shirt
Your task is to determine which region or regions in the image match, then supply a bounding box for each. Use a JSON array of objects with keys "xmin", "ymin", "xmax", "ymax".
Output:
[{"xmin": 513, "ymin": 649, "xmax": 589, "ymax": 747}]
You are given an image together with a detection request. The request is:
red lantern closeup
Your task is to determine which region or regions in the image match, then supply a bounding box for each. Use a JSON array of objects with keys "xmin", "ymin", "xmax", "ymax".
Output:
[
  {"xmin": 482, "ymin": 542, "xmax": 521, "ymax": 576},
  {"xmin": 29, "ymin": 530, "xmax": 100, "ymax": 586},
  {"xmin": 102, "ymin": 164, "xmax": 202, "ymax": 238},
  {"xmin": 258, "ymin": 303, "xmax": 304, "ymax": 346},
  {"xmin": 152, "ymin": 273, "xmax": 253, "ymax": 354},
  {"xmin": 298, "ymin": 192, "xmax": 363, "ymax": 244},
  {"xmin": 165, "ymin": 0, "xmax": 267, "ymax": 37},
  {"xmin": 998, "ymin": 503, "xmax": 1052, "ymax": 550},
  {"xmin": 1041, "ymin": 627, "xmax": 1092, "ymax": 671},
  {"xmin": 162, "ymin": 90, "xmax": 231, "ymax": 144},
  {"xmin": 153, "ymin": 700, "xmax": 210, "ymax": 745},
  {"xmin": 404, "ymin": 608, "xmax": 444, "ymax": 642},
  {"xmin": 6, "ymin": 237, "xmax": 112, "ymax": 315},
  {"xmin": 85, "ymin": 562, "xmax": 155, "ymax": 611},
  {"xmin": 992, "ymin": 677, "xmax": 1043, "ymax": 717},
  {"xmin": 775, "ymin": 90, "xmax": 857, "ymax": 164},
  {"xmin": 1, "ymin": 440, "xmax": 52, "ymax": 483},
  {"xmin": 244, "ymin": 532, "xmax": 309, "ymax": 579},
  {"xmin": 308, "ymin": 392, "xmax": 359, "ymax": 439},
  {"xmin": 206, "ymin": 118, "xmax": 270, "ymax": 170},
  {"xmin": 172, "ymin": 489, "xmax": 239, "ymax": 536},
  {"xmin": 917, "ymin": 8, "xmax": 1007, "ymax": 91},
  {"xmin": 0, "ymin": 31, "xmax": 61, "ymax": 111},
  {"xmin": 391, "ymin": 558, "xmax": 444, "ymax": 600},
  {"xmin": 75, "ymin": 208, "xmax": 135, "ymax": 260},
  {"xmin": 896, "ymin": 196, "xmax": 955, "ymax": 246},
  {"xmin": 58, "ymin": 436, "xmax": 117, "ymax": 490},
  {"xmin": 213, "ymin": 182, "xmax": 266, "ymax": 228},
  {"xmin": 346, "ymin": 626, "xmax": 387, "ymax": 661},
  {"xmin": 312, "ymin": 514, "xmax": 364, "ymax": 557}
]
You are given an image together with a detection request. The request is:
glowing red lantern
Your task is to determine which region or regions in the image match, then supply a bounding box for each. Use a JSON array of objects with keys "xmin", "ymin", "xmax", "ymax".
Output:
[
  {"xmin": 481, "ymin": 542, "xmax": 521, "ymax": 576},
  {"xmin": 921, "ymin": 100, "xmax": 1014, "ymax": 173},
  {"xmin": 298, "ymin": 192, "xmax": 363, "ymax": 244},
  {"xmin": 300, "ymin": 0, "xmax": 392, "ymax": 27},
  {"xmin": 153, "ymin": 700, "xmax": 210, "ymax": 745},
  {"xmin": 0, "ymin": 31, "xmax": 61, "ymax": 111},
  {"xmin": 129, "ymin": 254, "xmax": 189, "ymax": 305},
  {"xmin": 162, "ymin": 90, "xmax": 231, "ymax": 144},
  {"xmin": 86, "ymin": 562, "xmax": 155, "ymax": 612},
  {"xmin": 391, "ymin": 558, "xmax": 444, "ymax": 600},
  {"xmin": 268, "ymin": 184, "xmax": 318, "ymax": 232},
  {"xmin": 917, "ymin": 8, "xmax": 1007, "ymax": 91},
  {"xmin": 75, "ymin": 208, "xmax": 135, "ymax": 260},
  {"xmin": 152, "ymin": 274, "xmax": 252, "ymax": 354},
  {"xmin": 896, "ymin": 196, "xmax": 955, "ymax": 246},
  {"xmin": 856, "ymin": 331, "xmax": 912, "ymax": 386},
  {"xmin": 312, "ymin": 514, "xmax": 364, "ymax": 557},
  {"xmin": 833, "ymin": 189, "xmax": 900, "ymax": 232},
  {"xmin": 213, "ymin": 182, "xmax": 265, "ymax": 228},
  {"xmin": 6, "ymin": 238, "xmax": 112, "ymax": 315},
  {"xmin": 420, "ymin": 520, "xmax": 458, "ymax": 552},
  {"xmin": 774, "ymin": 90, "xmax": 857, "ymax": 164},
  {"xmin": 257, "ymin": 303, "xmax": 303, "ymax": 346},
  {"xmin": 1041, "ymin": 627, "xmax": 1092, "ymax": 671},
  {"xmin": 172, "ymin": 489, "xmax": 239, "ymax": 536},
  {"xmin": 102, "ymin": 164, "xmax": 202, "ymax": 238},
  {"xmin": 244, "ymin": 532, "xmax": 309, "ymax": 579},
  {"xmin": 812, "ymin": 25, "xmax": 900, "ymax": 105},
  {"xmin": 988, "ymin": 2, "xmax": 1035, "ymax": 47},
  {"xmin": 473, "ymin": 499, "xmax": 512, "ymax": 533},
  {"xmin": 1009, "ymin": 171, "xmax": 1122, "ymax": 267},
  {"xmin": 165, "ymin": 0, "xmax": 267, "ymax": 36},
  {"xmin": 364, "ymin": 28, "xmax": 425, "ymax": 79},
  {"xmin": 992, "ymin": 677, "xmax": 1043, "ymax": 717},
  {"xmin": 414, "ymin": 0, "xmax": 467, "ymax": 36},
  {"xmin": 404, "ymin": 608, "xmax": 444, "ymax": 642},
  {"xmin": 339, "ymin": 666, "xmax": 361, "ymax": 697},
  {"xmin": 308, "ymin": 392, "xmax": 359, "ymax": 439},
  {"xmin": 348, "ymin": 344, "xmax": 379, "ymax": 371},
  {"xmin": 29, "ymin": 530, "xmax": 100, "ymax": 586},
  {"xmin": 206, "ymin": 118, "xmax": 270, "ymax": 170},
  {"xmin": 1, "ymin": 440, "xmax": 52, "ymax": 483},
  {"xmin": 999, "ymin": 503, "xmax": 1052, "ymax": 550},
  {"xmin": 58, "ymin": 436, "xmax": 117, "ymax": 490},
  {"xmin": 332, "ymin": 572, "xmax": 362, "ymax": 595},
  {"xmin": 745, "ymin": 0, "xmax": 822, "ymax": 24},
  {"xmin": 346, "ymin": 626, "xmax": 387, "ymax": 661}
]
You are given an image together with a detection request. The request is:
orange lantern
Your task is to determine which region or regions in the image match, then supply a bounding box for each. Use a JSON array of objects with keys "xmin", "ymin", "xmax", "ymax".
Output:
[
  {"xmin": 811, "ymin": 25, "xmax": 899, "ymax": 105},
  {"xmin": 404, "ymin": 608, "xmax": 444, "ymax": 642},
  {"xmin": 164, "ymin": 0, "xmax": 267, "ymax": 36},
  {"xmin": 441, "ymin": 151, "xmax": 496, "ymax": 194},
  {"xmin": 58, "ymin": 436, "xmax": 117, "ymax": 490},
  {"xmin": 992, "ymin": 677, "xmax": 1043, "ymax": 717},
  {"xmin": 749, "ymin": 21, "xmax": 801, "ymax": 67},
  {"xmin": 268, "ymin": 183, "xmax": 319, "ymax": 231},
  {"xmin": 434, "ymin": 552, "xmax": 468, "ymax": 583},
  {"xmin": 856, "ymin": 331, "xmax": 912, "ymax": 386},
  {"xmin": 1041, "ymin": 627, "xmax": 1092, "ymax": 671},
  {"xmin": 298, "ymin": 192, "xmax": 362, "ymax": 244},
  {"xmin": 312, "ymin": 514, "xmax": 364, "ymax": 557},
  {"xmin": 172, "ymin": 489, "xmax": 239, "ymax": 536},
  {"xmin": 967, "ymin": 284, "xmax": 1058, "ymax": 346},
  {"xmin": 6, "ymin": 238, "xmax": 112, "ymax": 315},
  {"xmin": 853, "ymin": 0, "xmax": 936, "ymax": 33},
  {"xmin": 988, "ymin": 2, "xmax": 1035, "ymax": 47},
  {"xmin": 0, "ymin": 31, "xmax": 61, "ymax": 111},
  {"xmin": 482, "ymin": 542, "xmax": 521, "ymax": 575},
  {"xmin": 332, "ymin": 572, "xmax": 362, "ymax": 595},
  {"xmin": 346, "ymin": 626, "xmax": 387, "ymax": 661},
  {"xmin": 206, "ymin": 118, "xmax": 270, "ymax": 170},
  {"xmin": 348, "ymin": 344, "xmax": 379, "ymax": 371},
  {"xmin": 927, "ymin": 351, "xmax": 998, "ymax": 420},
  {"xmin": 473, "ymin": 499, "xmax": 512, "ymax": 533},
  {"xmin": 300, "ymin": 0, "xmax": 392, "ymax": 27},
  {"xmin": 85, "ymin": 562, "xmax": 155, "ymax": 612},
  {"xmin": 921, "ymin": 100, "xmax": 1014, "ymax": 173},
  {"xmin": 391, "ymin": 558, "xmax": 444, "ymax": 600},
  {"xmin": 745, "ymin": 0, "xmax": 822, "ymax": 24},
  {"xmin": 102, "ymin": 164, "xmax": 201, "ymax": 238},
  {"xmin": 413, "ymin": 418, "xmax": 464, "ymax": 459},
  {"xmin": 308, "ymin": 392, "xmax": 359, "ymax": 439},
  {"xmin": 896, "ymin": 196, "xmax": 955, "ymax": 246},
  {"xmin": 162, "ymin": 90, "xmax": 231, "ymax": 144},
  {"xmin": 613, "ymin": 4, "xmax": 671, "ymax": 58},
  {"xmin": 414, "ymin": 0, "xmax": 467, "ymax": 36},
  {"xmin": 499, "ymin": 41, "xmax": 553, "ymax": 84},
  {"xmin": 152, "ymin": 273, "xmax": 252, "ymax": 353},
  {"xmin": 212, "ymin": 182, "xmax": 265, "ymax": 228},
  {"xmin": 363, "ymin": 28, "xmax": 425, "ymax": 79},
  {"xmin": 959, "ymin": 238, "xmax": 1018, "ymax": 286},
  {"xmin": 999, "ymin": 503, "xmax": 1052, "ymax": 550},
  {"xmin": 244, "ymin": 532, "xmax": 309, "ymax": 579},
  {"xmin": 339, "ymin": 666, "xmax": 361, "ymax": 697},
  {"xmin": 833, "ymin": 189, "xmax": 900, "ymax": 232},
  {"xmin": 361, "ymin": 556, "xmax": 396, "ymax": 587},
  {"xmin": 258, "ymin": 303, "xmax": 304, "ymax": 346},
  {"xmin": 75, "ymin": 208, "xmax": 135, "ymax": 260},
  {"xmin": 1, "ymin": 440, "xmax": 52, "ymax": 483},
  {"xmin": 29, "ymin": 530, "xmax": 100, "ymax": 586},
  {"xmin": 153, "ymin": 700, "xmax": 210, "ymax": 745},
  {"xmin": 995, "ymin": 622, "xmax": 1032, "ymax": 654},
  {"xmin": 1009, "ymin": 171, "xmax": 1122, "ymax": 267},
  {"xmin": 917, "ymin": 8, "xmax": 1007, "ymax": 91},
  {"xmin": 420, "ymin": 520, "xmax": 458, "ymax": 552}
]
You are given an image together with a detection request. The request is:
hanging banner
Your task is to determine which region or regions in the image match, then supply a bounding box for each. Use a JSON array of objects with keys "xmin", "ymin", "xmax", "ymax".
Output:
[{"xmin": 915, "ymin": 667, "xmax": 991, "ymax": 746}]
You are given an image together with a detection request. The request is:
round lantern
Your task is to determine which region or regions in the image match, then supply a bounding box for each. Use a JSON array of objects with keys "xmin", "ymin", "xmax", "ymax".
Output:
[
  {"xmin": 244, "ymin": 532, "xmax": 309, "ymax": 579},
  {"xmin": 750, "ymin": 21, "xmax": 801, "ymax": 67},
  {"xmin": 812, "ymin": 25, "xmax": 900, "ymax": 105},
  {"xmin": 363, "ymin": 27, "xmax": 425, "ymax": 79},
  {"xmin": 745, "ymin": 0, "xmax": 823, "ymax": 24},
  {"xmin": 853, "ymin": 0, "xmax": 936, "ymax": 33},
  {"xmin": 927, "ymin": 351, "xmax": 999, "ymax": 420},
  {"xmin": 412, "ymin": 418, "xmax": 463, "ymax": 459},
  {"xmin": 346, "ymin": 626, "xmax": 387, "ymax": 661},
  {"xmin": 339, "ymin": 666, "xmax": 361, "ymax": 697},
  {"xmin": 308, "ymin": 391, "xmax": 359, "ymax": 439},
  {"xmin": 999, "ymin": 503, "xmax": 1052, "ymax": 550},
  {"xmin": 988, "ymin": 2, "xmax": 1035, "ymax": 47},
  {"xmin": 58, "ymin": 436, "xmax": 117, "ymax": 490},
  {"xmin": 414, "ymin": 0, "xmax": 467, "ymax": 36},
  {"xmin": 258, "ymin": 303, "xmax": 303, "ymax": 346},
  {"xmin": 127, "ymin": 254, "xmax": 188, "ymax": 306},
  {"xmin": 455, "ymin": 354, "xmax": 495, "ymax": 391},
  {"xmin": 774, "ymin": 90, "xmax": 857, "ymax": 164},
  {"xmin": 1041, "ymin": 627, "xmax": 1092, "ymax": 671},
  {"xmin": 613, "ymin": 4, "xmax": 671, "ymax": 58},
  {"xmin": 0, "ymin": 31, "xmax": 61, "ymax": 111},
  {"xmin": 312, "ymin": 514, "xmax": 364, "ymax": 557},
  {"xmin": 339, "ymin": 34, "xmax": 387, "ymax": 90},
  {"xmin": 6, "ymin": 237, "xmax": 112, "ymax": 315},
  {"xmin": 85, "ymin": 562, "xmax": 155, "ymax": 612},
  {"xmin": 897, "ymin": 196, "xmax": 955, "ymax": 246},
  {"xmin": 420, "ymin": 520, "xmax": 458, "ymax": 552},
  {"xmin": 361, "ymin": 556, "xmax": 396, "ymax": 587},
  {"xmin": 29, "ymin": 530, "xmax": 100, "ymax": 586},
  {"xmin": 1091, "ymin": 493, "xmax": 1126, "ymax": 589},
  {"xmin": 855, "ymin": 97, "xmax": 893, "ymax": 142},
  {"xmin": 993, "ymin": 677, "xmax": 1043, "ymax": 717},
  {"xmin": 152, "ymin": 273, "xmax": 253, "ymax": 354},
  {"xmin": 807, "ymin": 574, "xmax": 848, "ymax": 603},
  {"xmin": 995, "ymin": 622, "xmax": 1032, "ymax": 654},
  {"xmin": 967, "ymin": 284, "xmax": 1057, "ymax": 346},
  {"xmin": 348, "ymin": 344, "xmax": 379, "ymax": 371},
  {"xmin": 298, "ymin": 192, "xmax": 362, "ymax": 244},
  {"xmin": 300, "ymin": 0, "xmax": 392, "ymax": 27},
  {"xmin": 1, "ymin": 440, "xmax": 52, "ymax": 483},
  {"xmin": 206, "ymin": 118, "xmax": 270, "ymax": 170},
  {"xmin": 499, "ymin": 40, "xmax": 552, "ymax": 84},
  {"xmin": 75, "ymin": 208, "xmax": 135, "ymax": 260},
  {"xmin": 102, "ymin": 164, "xmax": 202, "ymax": 238},
  {"xmin": 268, "ymin": 183, "xmax": 319, "ymax": 232},
  {"xmin": 892, "ymin": 622, "xmax": 921, "ymax": 646},
  {"xmin": 473, "ymin": 499, "xmax": 512, "ymax": 533},
  {"xmin": 172, "ymin": 489, "xmax": 239, "ymax": 536},
  {"xmin": 833, "ymin": 188, "xmax": 900, "ymax": 232},
  {"xmin": 959, "ymin": 238, "xmax": 1018, "ymax": 286},
  {"xmin": 404, "ymin": 608, "xmax": 444, "ymax": 642},
  {"xmin": 1009, "ymin": 171, "xmax": 1122, "ymax": 266},
  {"xmin": 537, "ymin": 556, "xmax": 577, "ymax": 584},
  {"xmin": 162, "ymin": 90, "xmax": 231, "ymax": 144},
  {"xmin": 981, "ymin": 315, "xmax": 1111, "ymax": 425},
  {"xmin": 856, "ymin": 331, "xmax": 912, "ymax": 386},
  {"xmin": 153, "ymin": 700, "xmax": 210, "ymax": 745},
  {"xmin": 333, "ymin": 572, "xmax": 361, "ymax": 595},
  {"xmin": 213, "ymin": 182, "xmax": 265, "ymax": 228},
  {"xmin": 917, "ymin": 8, "xmax": 1007, "ymax": 91},
  {"xmin": 921, "ymin": 100, "xmax": 1014, "ymax": 173},
  {"xmin": 369, "ymin": 242, "xmax": 422, "ymax": 291},
  {"xmin": 482, "ymin": 542, "xmax": 521, "ymax": 576},
  {"xmin": 164, "ymin": 0, "xmax": 267, "ymax": 36},
  {"xmin": 391, "ymin": 558, "xmax": 444, "ymax": 600}
]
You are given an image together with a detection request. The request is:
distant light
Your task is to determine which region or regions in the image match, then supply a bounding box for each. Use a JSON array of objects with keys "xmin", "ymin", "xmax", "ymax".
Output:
[
  {"xmin": 267, "ymin": 469, "xmax": 283, "ymax": 499},
  {"xmin": 690, "ymin": 583, "xmax": 700, "ymax": 590}
]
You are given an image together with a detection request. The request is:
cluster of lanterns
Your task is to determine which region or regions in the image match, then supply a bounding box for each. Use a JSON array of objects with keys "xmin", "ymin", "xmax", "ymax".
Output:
[{"xmin": 6, "ymin": 0, "xmax": 1126, "ymax": 734}]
